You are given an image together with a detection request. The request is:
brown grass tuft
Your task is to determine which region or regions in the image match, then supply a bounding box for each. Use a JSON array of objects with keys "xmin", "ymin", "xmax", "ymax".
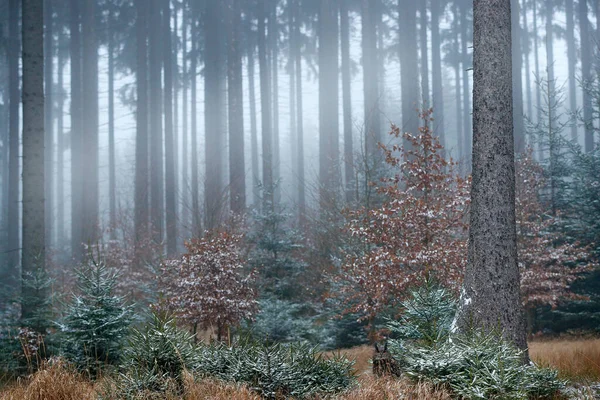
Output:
[
  {"xmin": 530, "ymin": 338, "xmax": 600, "ymax": 382},
  {"xmin": 0, "ymin": 360, "xmax": 95, "ymax": 400}
]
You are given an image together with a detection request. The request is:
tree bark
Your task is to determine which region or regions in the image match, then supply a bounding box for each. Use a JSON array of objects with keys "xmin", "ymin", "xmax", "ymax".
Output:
[
  {"xmin": 456, "ymin": 0, "xmax": 528, "ymax": 358},
  {"xmin": 134, "ymin": 0, "xmax": 149, "ymax": 243},
  {"xmin": 293, "ymin": 0, "xmax": 305, "ymax": 223},
  {"xmin": 532, "ymin": 0, "xmax": 542, "ymax": 160},
  {"xmin": 247, "ymin": 43, "xmax": 260, "ymax": 209},
  {"xmin": 419, "ymin": 0, "xmax": 430, "ymax": 107},
  {"xmin": 340, "ymin": 0, "xmax": 354, "ymax": 203},
  {"xmin": 8, "ymin": 0, "xmax": 20, "ymax": 280},
  {"xmin": 362, "ymin": 0, "xmax": 380, "ymax": 157},
  {"xmin": 431, "ymin": 0, "xmax": 445, "ymax": 147},
  {"xmin": 108, "ymin": 3, "xmax": 116, "ymax": 238},
  {"xmin": 191, "ymin": 13, "xmax": 200, "ymax": 235},
  {"xmin": 259, "ymin": 0, "xmax": 274, "ymax": 209},
  {"xmin": 453, "ymin": 3, "xmax": 464, "ymax": 165},
  {"xmin": 511, "ymin": 0, "xmax": 524, "ymax": 153},
  {"xmin": 270, "ymin": 0, "xmax": 280, "ymax": 204},
  {"xmin": 459, "ymin": 0, "xmax": 472, "ymax": 169},
  {"xmin": 319, "ymin": 0, "xmax": 339, "ymax": 210},
  {"xmin": 565, "ymin": 0, "xmax": 578, "ymax": 143},
  {"xmin": 521, "ymin": 0, "xmax": 532, "ymax": 122},
  {"xmin": 44, "ymin": 0, "xmax": 53, "ymax": 248},
  {"xmin": 399, "ymin": 0, "xmax": 419, "ymax": 140},
  {"xmin": 181, "ymin": 4, "xmax": 190, "ymax": 238},
  {"xmin": 56, "ymin": 26, "xmax": 65, "ymax": 250},
  {"xmin": 580, "ymin": 0, "xmax": 593, "ymax": 152},
  {"xmin": 164, "ymin": 0, "xmax": 177, "ymax": 254},
  {"xmin": 21, "ymin": 0, "xmax": 46, "ymax": 321},
  {"xmin": 227, "ymin": 0, "xmax": 245, "ymax": 215}
]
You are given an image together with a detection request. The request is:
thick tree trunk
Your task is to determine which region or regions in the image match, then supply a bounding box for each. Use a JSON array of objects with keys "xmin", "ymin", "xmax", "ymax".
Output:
[
  {"xmin": 457, "ymin": 0, "xmax": 528, "ymax": 358},
  {"xmin": 340, "ymin": 0, "xmax": 354, "ymax": 203},
  {"xmin": 204, "ymin": 0, "xmax": 224, "ymax": 229},
  {"xmin": 511, "ymin": 0, "xmax": 524, "ymax": 153},
  {"xmin": 259, "ymin": 0, "xmax": 274, "ymax": 209},
  {"xmin": 44, "ymin": 0, "xmax": 53, "ymax": 248},
  {"xmin": 566, "ymin": 0, "xmax": 578, "ymax": 143},
  {"xmin": 134, "ymin": 0, "xmax": 149, "ymax": 243},
  {"xmin": 108, "ymin": 4, "xmax": 116, "ymax": 239},
  {"xmin": 419, "ymin": 0, "xmax": 430, "ymax": 107},
  {"xmin": 431, "ymin": 0, "xmax": 445, "ymax": 147},
  {"xmin": 319, "ymin": 0, "xmax": 339, "ymax": 210},
  {"xmin": 8, "ymin": 0, "xmax": 20, "ymax": 281},
  {"xmin": 580, "ymin": 0, "xmax": 594, "ymax": 152},
  {"xmin": 70, "ymin": 0, "xmax": 83, "ymax": 260},
  {"xmin": 227, "ymin": 0, "xmax": 245, "ymax": 215},
  {"xmin": 164, "ymin": 0, "xmax": 177, "ymax": 254},
  {"xmin": 399, "ymin": 0, "xmax": 419, "ymax": 140},
  {"xmin": 21, "ymin": 0, "xmax": 46, "ymax": 322},
  {"xmin": 247, "ymin": 43, "xmax": 260, "ymax": 209},
  {"xmin": 149, "ymin": 0, "xmax": 163, "ymax": 242},
  {"xmin": 362, "ymin": 0, "xmax": 380, "ymax": 157}
]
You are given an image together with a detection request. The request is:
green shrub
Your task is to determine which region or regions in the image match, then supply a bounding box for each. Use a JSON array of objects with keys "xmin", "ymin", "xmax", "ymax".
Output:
[
  {"xmin": 58, "ymin": 258, "xmax": 133, "ymax": 378},
  {"xmin": 387, "ymin": 281, "xmax": 566, "ymax": 399},
  {"xmin": 194, "ymin": 338, "xmax": 356, "ymax": 399}
]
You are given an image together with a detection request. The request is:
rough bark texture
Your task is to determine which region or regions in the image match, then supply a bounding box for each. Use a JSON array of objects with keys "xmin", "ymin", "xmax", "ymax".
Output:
[
  {"xmin": 134, "ymin": 0, "xmax": 149, "ymax": 242},
  {"xmin": 8, "ymin": 0, "xmax": 20, "ymax": 280},
  {"xmin": 21, "ymin": 0, "xmax": 46, "ymax": 321},
  {"xmin": 318, "ymin": 0, "xmax": 339, "ymax": 210},
  {"xmin": 456, "ymin": 0, "xmax": 528, "ymax": 358}
]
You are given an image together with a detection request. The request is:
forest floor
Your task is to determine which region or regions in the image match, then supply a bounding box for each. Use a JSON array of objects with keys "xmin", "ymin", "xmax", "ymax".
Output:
[{"xmin": 0, "ymin": 338, "xmax": 599, "ymax": 399}]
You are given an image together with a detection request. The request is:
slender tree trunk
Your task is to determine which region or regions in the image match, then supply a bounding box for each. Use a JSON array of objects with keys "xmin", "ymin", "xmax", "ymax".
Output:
[
  {"xmin": 453, "ymin": 3, "xmax": 464, "ymax": 164},
  {"xmin": 8, "ymin": 0, "xmax": 20, "ymax": 280},
  {"xmin": 460, "ymin": 0, "xmax": 472, "ymax": 169},
  {"xmin": 288, "ymin": 0, "xmax": 297, "ymax": 207},
  {"xmin": 191, "ymin": 16, "xmax": 200, "ymax": 234},
  {"xmin": 134, "ymin": 0, "xmax": 149, "ymax": 243},
  {"xmin": 511, "ymin": 0, "xmax": 525, "ymax": 153},
  {"xmin": 227, "ymin": 0, "xmax": 245, "ymax": 214},
  {"xmin": 580, "ymin": 0, "xmax": 594, "ymax": 152},
  {"xmin": 172, "ymin": 4, "xmax": 179, "ymax": 240},
  {"xmin": 340, "ymin": 0, "xmax": 354, "ymax": 203},
  {"xmin": 566, "ymin": 0, "xmax": 578, "ymax": 142},
  {"xmin": 164, "ymin": 0, "xmax": 177, "ymax": 254},
  {"xmin": 362, "ymin": 0, "xmax": 380, "ymax": 157},
  {"xmin": 399, "ymin": 0, "xmax": 419, "ymax": 140},
  {"xmin": 181, "ymin": 5, "xmax": 190, "ymax": 239},
  {"xmin": 319, "ymin": 0, "xmax": 339, "ymax": 210},
  {"xmin": 81, "ymin": 0, "xmax": 99, "ymax": 248},
  {"xmin": 21, "ymin": 0, "xmax": 46, "ymax": 322},
  {"xmin": 56, "ymin": 28, "xmax": 65, "ymax": 250},
  {"xmin": 545, "ymin": 2, "xmax": 555, "ymax": 98},
  {"xmin": 521, "ymin": 0, "xmax": 532, "ymax": 121},
  {"xmin": 70, "ymin": 0, "xmax": 83, "ymax": 260},
  {"xmin": 108, "ymin": 5, "xmax": 116, "ymax": 239},
  {"xmin": 294, "ymin": 0, "xmax": 305, "ymax": 222},
  {"xmin": 149, "ymin": 0, "xmax": 163, "ymax": 242},
  {"xmin": 419, "ymin": 0, "xmax": 430, "ymax": 107},
  {"xmin": 204, "ymin": 0, "xmax": 224, "ymax": 228},
  {"xmin": 457, "ymin": 0, "xmax": 528, "ymax": 358},
  {"xmin": 247, "ymin": 43, "xmax": 260, "ymax": 209},
  {"xmin": 532, "ymin": 0, "xmax": 542, "ymax": 160},
  {"xmin": 259, "ymin": 0, "xmax": 274, "ymax": 209},
  {"xmin": 44, "ymin": 0, "xmax": 53, "ymax": 248},
  {"xmin": 270, "ymin": 0, "xmax": 280, "ymax": 204},
  {"xmin": 431, "ymin": 0, "xmax": 445, "ymax": 147}
]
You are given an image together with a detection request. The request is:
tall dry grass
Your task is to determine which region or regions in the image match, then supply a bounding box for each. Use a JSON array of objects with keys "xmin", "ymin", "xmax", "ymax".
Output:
[{"xmin": 530, "ymin": 338, "xmax": 600, "ymax": 382}]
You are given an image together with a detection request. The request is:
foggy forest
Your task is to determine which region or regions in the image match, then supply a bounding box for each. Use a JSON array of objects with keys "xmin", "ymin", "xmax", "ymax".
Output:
[{"xmin": 1, "ymin": 0, "xmax": 600, "ymax": 398}]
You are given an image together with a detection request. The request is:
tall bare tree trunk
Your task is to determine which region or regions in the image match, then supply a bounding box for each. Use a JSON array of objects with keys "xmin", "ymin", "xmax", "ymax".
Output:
[
  {"xmin": 247, "ymin": 43, "xmax": 260, "ymax": 209},
  {"xmin": 419, "ymin": 0, "xmax": 430, "ymax": 106},
  {"xmin": 459, "ymin": 0, "xmax": 472, "ymax": 169},
  {"xmin": 56, "ymin": 27, "xmax": 65, "ymax": 249},
  {"xmin": 181, "ymin": 5, "xmax": 190, "ymax": 239},
  {"xmin": 453, "ymin": 3, "xmax": 464, "ymax": 165},
  {"xmin": 134, "ymin": 0, "xmax": 149, "ymax": 242},
  {"xmin": 399, "ymin": 0, "xmax": 419, "ymax": 140},
  {"xmin": 511, "ymin": 0, "xmax": 524, "ymax": 153},
  {"xmin": 340, "ymin": 0, "xmax": 354, "ymax": 203},
  {"xmin": 44, "ymin": 0, "xmax": 53, "ymax": 248},
  {"xmin": 521, "ymin": 0, "xmax": 532, "ymax": 122},
  {"xmin": 580, "ymin": 0, "xmax": 594, "ymax": 152},
  {"xmin": 431, "ymin": 0, "xmax": 445, "ymax": 147},
  {"xmin": 164, "ymin": 0, "xmax": 177, "ymax": 254},
  {"xmin": 70, "ymin": 0, "xmax": 83, "ymax": 259},
  {"xmin": 362, "ymin": 0, "xmax": 380, "ymax": 158},
  {"xmin": 270, "ymin": 0, "xmax": 280, "ymax": 204},
  {"xmin": 293, "ymin": 0, "xmax": 305, "ymax": 223},
  {"xmin": 565, "ymin": 0, "xmax": 578, "ymax": 142},
  {"xmin": 21, "ymin": 0, "xmax": 46, "ymax": 321},
  {"xmin": 456, "ymin": 0, "xmax": 528, "ymax": 358},
  {"xmin": 7, "ymin": 0, "xmax": 20, "ymax": 282},
  {"xmin": 191, "ymin": 15, "xmax": 200, "ymax": 234},
  {"xmin": 259, "ymin": 0, "xmax": 274, "ymax": 209},
  {"xmin": 108, "ymin": 4, "xmax": 116, "ymax": 239}
]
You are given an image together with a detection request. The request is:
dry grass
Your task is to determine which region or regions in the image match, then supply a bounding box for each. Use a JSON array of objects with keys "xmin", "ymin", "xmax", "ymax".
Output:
[
  {"xmin": 2, "ymin": 339, "xmax": 599, "ymax": 399},
  {"xmin": 530, "ymin": 338, "xmax": 600, "ymax": 382}
]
